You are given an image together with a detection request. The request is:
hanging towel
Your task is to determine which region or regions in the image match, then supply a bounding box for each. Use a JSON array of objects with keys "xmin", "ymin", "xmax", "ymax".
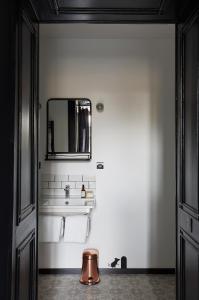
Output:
[
  {"xmin": 64, "ymin": 215, "xmax": 90, "ymax": 243},
  {"xmin": 60, "ymin": 217, "xmax": 65, "ymax": 237},
  {"xmin": 39, "ymin": 216, "xmax": 63, "ymax": 242}
]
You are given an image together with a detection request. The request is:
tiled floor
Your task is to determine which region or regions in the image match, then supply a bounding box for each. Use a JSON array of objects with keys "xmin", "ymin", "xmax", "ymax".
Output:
[{"xmin": 38, "ymin": 274, "xmax": 176, "ymax": 300}]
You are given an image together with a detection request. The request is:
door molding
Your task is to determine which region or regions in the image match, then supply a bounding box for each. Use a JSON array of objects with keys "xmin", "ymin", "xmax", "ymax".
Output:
[
  {"xmin": 15, "ymin": 230, "xmax": 36, "ymax": 300},
  {"xmin": 16, "ymin": 10, "xmax": 37, "ymax": 225}
]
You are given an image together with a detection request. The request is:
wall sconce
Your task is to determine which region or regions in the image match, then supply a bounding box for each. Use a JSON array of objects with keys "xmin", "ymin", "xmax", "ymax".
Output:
[{"xmin": 96, "ymin": 103, "xmax": 104, "ymax": 112}]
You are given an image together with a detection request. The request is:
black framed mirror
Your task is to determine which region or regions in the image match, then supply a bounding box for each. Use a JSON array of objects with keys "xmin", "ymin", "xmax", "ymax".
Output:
[{"xmin": 46, "ymin": 98, "xmax": 92, "ymax": 160}]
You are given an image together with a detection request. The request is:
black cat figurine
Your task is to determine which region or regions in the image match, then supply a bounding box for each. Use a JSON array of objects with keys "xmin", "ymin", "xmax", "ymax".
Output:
[{"xmin": 108, "ymin": 258, "xmax": 120, "ymax": 268}]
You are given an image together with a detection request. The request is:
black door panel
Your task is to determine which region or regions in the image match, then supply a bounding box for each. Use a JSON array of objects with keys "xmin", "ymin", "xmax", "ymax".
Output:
[
  {"xmin": 15, "ymin": 230, "xmax": 36, "ymax": 300},
  {"xmin": 17, "ymin": 13, "xmax": 36, "ymax": 224},
  {"xmin": 179, "ymin": 209, "xmax": 199, "ymax": 248},
  {"xmin": 179, "ymin": 231, "xmax": 199, "ymax": 300},
  {"xmin": 20, "ymin": 16, "xmax": 33, "ymax": 215},
  {"xmin": 177, "ymin": 9, "xmax": 199, "ymax": 300},
  {"xmin": 183, "ymin": 14, "xmax": 199, "ymax": 215},
  {"xmin": 13, "ymin": 4, "xmax": 38, "ymax": 300}
]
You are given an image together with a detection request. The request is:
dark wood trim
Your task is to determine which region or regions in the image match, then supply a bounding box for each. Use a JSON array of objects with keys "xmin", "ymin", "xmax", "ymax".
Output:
[
  {"xmin": 48, "ymin": 0, "xmax": 59, "ymax": 15},
  {"xmin": 39, "ymin": 19, "xmax": 176, "ymax": 24},
  {"xmin": 39, "ymin": 268, "xmax": 176, "ymax": 275},
  {"xmin": 179, "ymin": 203, "xmax": 199, "ymax": 220},
  {"xmin": 48, "ymin": 0, "xmax": 167, "ymax": 16},
  {"xmin": 159, "ymin": 0, "xmax": 166, "ymax": 14},
  {"xmin": 29, "ymin": 0, "xmax": 40, "ymax": 21},
  {"xmin": 49, "ymin": 8, "xmax": 163, "ymax": 16}
]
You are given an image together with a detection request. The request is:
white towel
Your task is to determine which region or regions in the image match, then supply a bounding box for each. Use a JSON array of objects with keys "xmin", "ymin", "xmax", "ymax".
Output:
[
  {"xmin": 39, "ymin": 216, "xmax": 63, "ymax": 242},
  {"xmin": 60, "ymin": 217, "xmax": 65, "ymax": 237},
  {"xmin": 64, "ymin": 215, "xmax": 89, "ymax": 243}
]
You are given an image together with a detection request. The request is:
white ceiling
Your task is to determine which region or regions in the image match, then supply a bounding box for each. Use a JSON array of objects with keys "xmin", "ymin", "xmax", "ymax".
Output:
[{"xmin": 40, "ymin": 24, "xmax": 175, "ymax": 39}]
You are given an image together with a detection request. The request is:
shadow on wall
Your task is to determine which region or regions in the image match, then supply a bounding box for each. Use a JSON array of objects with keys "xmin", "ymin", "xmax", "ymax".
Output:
[{"xmin": 148, "ymin": 42, "xmax": 175, "ymax": 268}]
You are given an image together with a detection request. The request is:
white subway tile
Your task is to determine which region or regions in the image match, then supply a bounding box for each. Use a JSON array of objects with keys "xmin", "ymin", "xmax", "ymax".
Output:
[
  {"xmin": 55, "ymin": 175, "xmax": 69, "ymax": 182},
  {"xmin": 83, "ymin": 175, "xmax": 96, "ymax": 182},
  {"xmin": 41, "ymin": 189, "xmax": 55, "ymax": 196},
  {"xmin": 91, "ymin": 189, "xmax": 96, "ymax": 196},
  {"xmin": 61, "ymin": 181, "xmax": 76, "ymax": 188},
  {"xmin": 41, "ymin": 182, "xmax": 48, "ymax": 189},
  {"xmin": 69, "ymin": 175, "xmax": 82, "ymax": 182},
  {"xmin": 85, "ymin": 190, "xmax": 95, "ymax": 199},
  {"xmin": 41, "ymin": 174, "xmax": 55, "ymax": 182},
  {"xmin": 53, "ymin": 189, "xmax": 65, "ymax": 196},
  {"xmin": 48, "ymin": 181, "xmax": 61, "ymax": 189},
  {"xmin": 70, "ymin": 189, "xmax": 81, "ymax": 197},
  {"xmin": 87, "ymin": 188, "xmax": 96, "ymax": 196},
  {"xmin": 88, "ymin": 182, "xmax": 96, "ymax": 189},
  {"xmin": 76, "ymin": 182, "xmax": 89, "ymax": 189}
]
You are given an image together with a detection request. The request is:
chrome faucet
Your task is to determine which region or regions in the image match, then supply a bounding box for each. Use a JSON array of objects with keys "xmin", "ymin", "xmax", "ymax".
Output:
[{"xmin": 64, "ymin": 185, "xmax": 70, "ymax": 199}]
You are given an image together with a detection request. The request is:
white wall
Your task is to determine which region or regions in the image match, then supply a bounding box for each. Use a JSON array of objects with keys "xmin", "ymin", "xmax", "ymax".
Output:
[{"xmin": 39, "ymin": 25, "xmax": 175, "ymax": 269}]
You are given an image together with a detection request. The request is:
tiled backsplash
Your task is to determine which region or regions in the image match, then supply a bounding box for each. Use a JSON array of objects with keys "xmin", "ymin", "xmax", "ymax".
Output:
[{"xmin": 41, "ymin": 174, "xmax": 96, "ymax": 198}]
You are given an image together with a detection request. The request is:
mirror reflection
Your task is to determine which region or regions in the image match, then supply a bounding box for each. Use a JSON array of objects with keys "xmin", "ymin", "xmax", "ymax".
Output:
[{"xmin": 46, "ymin": 98, "xmax": 91, "ymax": 160}]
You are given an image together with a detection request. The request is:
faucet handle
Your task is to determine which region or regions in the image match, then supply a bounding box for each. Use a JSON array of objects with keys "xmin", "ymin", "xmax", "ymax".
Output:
[{"xmin": 64, "ymin": 184, "xmax": 70, "ymax": 191}]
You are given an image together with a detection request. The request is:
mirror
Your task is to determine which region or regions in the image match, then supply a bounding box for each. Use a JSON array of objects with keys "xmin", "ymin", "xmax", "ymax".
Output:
[{"xmin": 46, "ymin": 98, "xmax": 91, "ymax": 160}]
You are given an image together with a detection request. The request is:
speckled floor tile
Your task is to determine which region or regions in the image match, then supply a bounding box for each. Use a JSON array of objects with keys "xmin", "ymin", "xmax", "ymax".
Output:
[{"xmin": 38, "ymin": 274, "xmax": 176, "ymax": 300}]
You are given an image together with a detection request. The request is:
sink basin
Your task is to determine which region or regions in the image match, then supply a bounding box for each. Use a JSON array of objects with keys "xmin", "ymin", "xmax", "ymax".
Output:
[
  {"xmin": 42, "ymin": 198, "xmax": 86, "ymax": 206},
  {"xmin": 39, "ymin": 197, "xmax": 95, "ymax": 215}
]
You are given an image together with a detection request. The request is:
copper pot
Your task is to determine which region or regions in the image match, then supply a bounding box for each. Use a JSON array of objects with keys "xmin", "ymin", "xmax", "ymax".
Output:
[{"xmin": 80, "ymin": 249, "xmax": 100, "ymax": 285}]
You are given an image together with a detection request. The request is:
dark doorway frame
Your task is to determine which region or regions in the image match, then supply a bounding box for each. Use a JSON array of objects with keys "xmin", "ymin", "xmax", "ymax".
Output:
[{"xmin": 2, "ymin": 1, "xmax": 199, "ymax": 299}]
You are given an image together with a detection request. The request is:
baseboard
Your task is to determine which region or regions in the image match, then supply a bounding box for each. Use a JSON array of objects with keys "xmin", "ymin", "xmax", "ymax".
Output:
[
  {"xmin": 39, "ymin": 268, "xmax": 175, "ymax": 275},
  {"xmin": 39, "ymin": 268, "xmax": 81, "ymax": 274},
  {"xmin": 99, "ymin": 268, "xmax": 175, "ymax": 274}
]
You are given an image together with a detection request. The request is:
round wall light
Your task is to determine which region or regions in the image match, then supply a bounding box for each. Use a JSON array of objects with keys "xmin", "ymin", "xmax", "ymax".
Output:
[{"xmin": 96, "ymin": 103, "xmax": 104, "ymax": 112}]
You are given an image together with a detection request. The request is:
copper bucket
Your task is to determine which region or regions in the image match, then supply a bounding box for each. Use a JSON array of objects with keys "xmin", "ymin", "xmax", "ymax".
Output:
[{"xmin": 80, "ymin": 249, "xmax": 100, "ymax": 285}]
